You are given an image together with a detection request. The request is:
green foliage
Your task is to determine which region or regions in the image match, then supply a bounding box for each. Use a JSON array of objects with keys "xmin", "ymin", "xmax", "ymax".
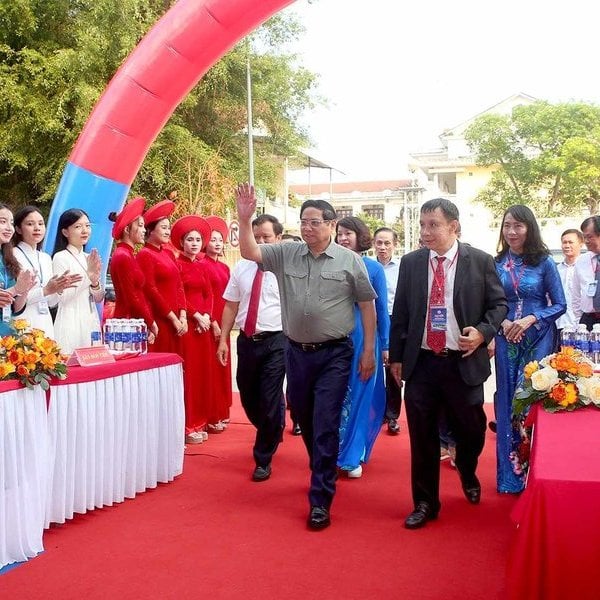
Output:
[
  {"xmin": 356, "ymin": 212, "xmax": 386, "ymax": 234},
  {"xmin": 465, "ymin": 100, "xmax": 600, "ymax": 217},
  {"xmin": 0, "ymin": 0, "xmax": 317, "ymax": 214}
]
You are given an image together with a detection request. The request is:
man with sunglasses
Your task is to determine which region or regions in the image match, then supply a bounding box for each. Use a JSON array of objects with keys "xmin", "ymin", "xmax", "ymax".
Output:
[{"xmin": 236, "ymin": 183, "xmax": 376, "ymax": 531}]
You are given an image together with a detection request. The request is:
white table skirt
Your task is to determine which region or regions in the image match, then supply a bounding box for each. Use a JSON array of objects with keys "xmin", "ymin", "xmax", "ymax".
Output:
[
  {"xmin": 0, "ymin": 386, "xmax": 48, "ymax": 569},
  {"xmin": 45, "ymin": 362, "xmax": 184, "ymax": 526}
]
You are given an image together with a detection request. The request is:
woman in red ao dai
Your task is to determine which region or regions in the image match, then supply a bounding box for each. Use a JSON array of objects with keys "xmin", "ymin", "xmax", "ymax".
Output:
[
  {"xmin": 171, "ymin": 215, "xmax": 215, "ymax": 444},
  {"xmin": 136, "ymin": 200, "xmax": 187, "ymax": 355},
  {"xmin": 202, "ymin": 216, "xmax": 232, "ymax": 432}
]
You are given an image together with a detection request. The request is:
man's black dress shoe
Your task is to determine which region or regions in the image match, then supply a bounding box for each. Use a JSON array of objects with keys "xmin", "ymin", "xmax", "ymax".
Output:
[
  {"xmin": 252, "ymin": 464, "xmax": 271, "ymax": 482},
  {"xmin": 461, "ymin": 476, "xmax": 481, "ymax": 504},
  {"xmin": 404, "ymin": 502, "xmax": 438, "ymax": 529},
  {"xmin": 292, "ymin": 423, "xmax": 302, "ymax": 436},
  {"xmin": 488, "ymin": 421, "xmax": 497, "ymax": 433},
  {"xmin": 387, "ymin": 419, "xmax": 400, "ymax": 435},
  {"xmin": 307, "ymin": 506, "xmax": 330, "ymax": 530}
]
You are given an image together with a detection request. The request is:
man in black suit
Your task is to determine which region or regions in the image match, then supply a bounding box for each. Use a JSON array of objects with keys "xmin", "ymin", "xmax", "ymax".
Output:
[{"xmin": 389, "ymin": 198, "xmax": 507, "ymax": 529}]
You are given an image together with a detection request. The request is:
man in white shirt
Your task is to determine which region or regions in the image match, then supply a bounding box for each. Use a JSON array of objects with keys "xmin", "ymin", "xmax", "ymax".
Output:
[
  {"xmin": 556, "ymin": 228, "xmax": 584, "ymax": 334},
  {"xmin": 217, "ymin": 214, "xmax": 286, "ymax": 482},
  {"xmin": 374, "ymin": 227, "xmax": 402, "ymax": 435},
  {"xmin": 570, "ymin": 216, "xmax": 600, "ymax": 330}
]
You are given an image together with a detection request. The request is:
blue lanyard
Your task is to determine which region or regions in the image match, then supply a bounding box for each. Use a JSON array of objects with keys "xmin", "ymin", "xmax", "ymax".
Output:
[{"xmin": 16, "ymin": 245, "xmax": 44, "ymax": 285}]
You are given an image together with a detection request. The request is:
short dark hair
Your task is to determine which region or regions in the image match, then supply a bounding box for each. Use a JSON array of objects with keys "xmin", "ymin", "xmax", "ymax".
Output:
[
  {"xmin": 252, "ymin": 213, "xmax": 283, "ymax": 236},
  {"xmin": 581, "ymin": 216, "xmax": 600, "ymax": 235},
  {"xmin": 561, "ymin": 228, "xmax": 584, "ymax": 242},
  {"xmin": 373, "ymin": 227, "xmax": 398, "ymax": 243},
  {"xmin": 336, "ymin": 216, "xmax": 372, "ymax": 253},
  {"xmin": 420, "ymin": 197, "xmax": 459, "ymax": 222},
  {"xmin": 53, "ymin": 208, "xmax": 89, "ymax": 254},
  {"xmin": 300, "ymin": 199, "xmax": 337, "ymax": 221},
  {"xmin": 281, "ymin": 233, "xmax": 302, "ymax": 242},
  {"xmin": 496, "ymin": 204, "xmax": 549, "ymax": 266}
]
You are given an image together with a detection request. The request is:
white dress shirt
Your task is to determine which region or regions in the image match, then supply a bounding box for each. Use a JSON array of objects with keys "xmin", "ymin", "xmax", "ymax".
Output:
[
  {"xmin": 222, "ymin": 258, "xmax": 282, "ymax": 332},
  {"xmin": 421, "ymin": 240, "xmax": 461, "ymax": 350},
  {"xmin": 570, "ymin": 252, "xmax": 599, "ymax": 319},
  {"xmin": 556, "ymin": 260, "xmax": 578, "ymax": 329},
  {"xmin": 378, "ymin": 256, "xmax": 400, "ymax": 316}
]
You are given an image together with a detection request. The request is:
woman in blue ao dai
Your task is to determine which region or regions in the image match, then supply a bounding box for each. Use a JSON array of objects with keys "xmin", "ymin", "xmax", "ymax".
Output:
[
  {"xmin": 494, "ymin": 205, "xmax": 565, "ymax": 493},
  {"xmin": 335, "ymin": 217, "xmax": 389, "ymax": 478}
]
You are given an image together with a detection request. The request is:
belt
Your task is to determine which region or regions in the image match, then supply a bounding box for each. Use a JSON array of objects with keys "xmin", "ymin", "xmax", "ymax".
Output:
[
  {"xmin": 240, "ymin": 330, "xmax": 282, "ymax": 342},
  {"xmin": 288, "ymin": 337, "xmax": 348, "ymax": 352},
  {"xmin": 420, "ymin": 348, "xmax": 463, "ymax": 358}
]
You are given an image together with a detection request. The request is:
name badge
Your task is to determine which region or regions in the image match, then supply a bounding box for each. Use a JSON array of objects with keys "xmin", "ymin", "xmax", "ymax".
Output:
[
  {"xmin": 587, "ymin": 281, "xmax": 598, "ymax": 297},
  {"xmin": 38, "ymin": 299, "xmax": 49, "ymax": 314},
  {"xmin": 514, "ymin": 299, "xmax": 524, "ymax": 320},
  {"xmin": 430, "ymin": 306, "xmax": 447, "ymax": 331}
]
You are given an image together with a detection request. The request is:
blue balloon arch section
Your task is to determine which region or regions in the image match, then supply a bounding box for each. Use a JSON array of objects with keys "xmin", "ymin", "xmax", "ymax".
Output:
[{"xmin": 44, "ymin": 0, "xmax": 295, "ymax": 270}]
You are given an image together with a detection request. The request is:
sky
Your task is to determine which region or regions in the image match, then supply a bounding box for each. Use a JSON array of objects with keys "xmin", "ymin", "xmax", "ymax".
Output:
[{"xmin": 280, "ymin": 0, "xmax": 600, "ymax": 183}]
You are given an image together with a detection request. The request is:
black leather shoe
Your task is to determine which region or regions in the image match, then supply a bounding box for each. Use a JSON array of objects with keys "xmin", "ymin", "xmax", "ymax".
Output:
[
  {"xmin": 292, "ymin": 423, "xmax": 302, "ymax": 436},
  {"xmin": 488, "ymin": 421, "xmax": 497, "ymax": 433},
  {"xmin": 387, "ymin": 419, "xmax": 400, "ymax": 435},
  {"xmin": 307, "ymin": 506, "xmax": 330, "ymax": 530},
  {"xmin": 252, "ymin": 464, "xmax": 271, "ymax": 482},
  {"xmin": 461, "ymin": 476, "xmax": 481, "ymax": 504},
  {"xmin": 404, "ymin": 502, "xmax": 438, "ymax": 529}
]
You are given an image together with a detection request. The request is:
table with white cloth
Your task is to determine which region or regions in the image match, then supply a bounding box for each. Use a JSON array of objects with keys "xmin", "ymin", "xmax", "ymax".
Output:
[
  {"xmin": 0, "ymin": 381, "xmax": 48, "ymax": 570},
  {"xmin": 45, "ymin": 352, "xmax": 185, "ymax": 526},
  {"xmin": 0, "ymin": 352, "xmax": 184, "ymax": 570}
]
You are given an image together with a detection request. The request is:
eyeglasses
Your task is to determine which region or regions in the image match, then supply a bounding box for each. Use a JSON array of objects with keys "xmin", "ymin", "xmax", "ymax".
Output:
[{"xmin": 299, "ymin": 219, "xmax": 331, "ymax": 229}]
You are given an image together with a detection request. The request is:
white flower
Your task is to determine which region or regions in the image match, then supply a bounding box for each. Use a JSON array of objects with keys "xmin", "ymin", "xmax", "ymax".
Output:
[
  {"xmin": 530, "ymin": 366, "xmax": 559, "ymax": 392},
  {"xmin": 578, "ymin": 376, "xmax": 600, "ymax": 406},
  {"xmin": 539, "ymin": 355, "xmax": 551, "ymax": 368}
]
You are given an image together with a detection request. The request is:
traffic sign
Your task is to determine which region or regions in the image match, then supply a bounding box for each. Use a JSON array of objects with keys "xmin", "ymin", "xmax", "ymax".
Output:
[{"xmin": 229, "ymin": 220, "xmax": 240, "ymax": 247}]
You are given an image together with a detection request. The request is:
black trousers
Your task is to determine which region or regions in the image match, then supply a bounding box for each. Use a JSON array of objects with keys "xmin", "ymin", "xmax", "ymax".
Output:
[
  {"xmin": 236, "ymin": 332, "xmax": 286, "ymax": 468},
  {"xmin": 285, "ymin": 338, "xmax": 353, "ymax": 509},
  {"xmin": 404, "ymin": 351, "xmax": 487, "ymax": 512},
  {"xmin": 384, "ymin": 364, "xmax": 403, "ymax": 421}
]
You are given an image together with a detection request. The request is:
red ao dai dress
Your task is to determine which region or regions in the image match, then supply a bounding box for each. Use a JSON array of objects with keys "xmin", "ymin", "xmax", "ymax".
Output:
[
  {"xmin": 202, "ymin": 255, "xmax": 232, "ymax": 423},
  {"xmin": 177, "ymin": 255, "xmax": 214, "ymax": 434},
  {"xmin": 136, "ymin": 243, "xmax": 186, "ymax": 356},
  {"xmin": 109, "ymin": 242, "xmax": 154, "ymax": 327}
]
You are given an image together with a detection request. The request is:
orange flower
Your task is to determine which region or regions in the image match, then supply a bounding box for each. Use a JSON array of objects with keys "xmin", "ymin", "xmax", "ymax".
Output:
[
  {"xmin": 0, "ymin": 336, "xmax": 18, "ymax": 350},
  {"xmin": 12, "ymin": 318, "xmax": 30, "ymax": 331},
  {"xmin": 550, "ymin": 354, "xmax": 579, "ymax": 374},
  {"xmin": 577, "ymin": 362, "xmax": 594, "ymax": 378},
  {"xmin": 16, "ymin": 364, "xmax": 30, "ymax": 377},
  {"xmin": 524, "ymin": 361, "xmax": 539, "ymax": 379},
  {"xmin": 0, "ymin": 362, "xmax": 16, "ymax": 378},
  {"xmin": 549, "ymin": 382, "xmax": 579, "ymax": 407},
  {"xmin": 8, "ymin": 349, "xmax": 24, "ymax": 364}
]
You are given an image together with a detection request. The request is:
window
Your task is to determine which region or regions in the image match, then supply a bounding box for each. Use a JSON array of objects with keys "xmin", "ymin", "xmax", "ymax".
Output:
[
  {"xmin": 363, "ymin": 204, "xmax": 384, "ymax": 220},
  {"xmin": 335, "ymin": 206, "xmax": 353, "ymax": 218}
]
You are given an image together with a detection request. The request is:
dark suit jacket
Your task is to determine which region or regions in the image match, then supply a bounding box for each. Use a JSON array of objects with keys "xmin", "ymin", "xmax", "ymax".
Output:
[{"xmin": 389, "ymin": 242, "xmax": 508, "ymax": 387}]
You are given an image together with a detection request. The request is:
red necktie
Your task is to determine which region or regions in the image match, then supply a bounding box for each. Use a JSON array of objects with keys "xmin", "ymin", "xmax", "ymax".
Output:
[
  {"xmin": 244, "ymin": 268, "xmax": 264, "ymax": 336},
  {"xmin": 427, "ymin": 256, "xmax": 446, "ymax": 353}
]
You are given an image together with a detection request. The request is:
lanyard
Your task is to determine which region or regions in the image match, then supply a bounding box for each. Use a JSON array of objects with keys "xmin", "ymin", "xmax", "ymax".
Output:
[
  {"xmin": 65, "ymin": 247, "xmax": 89, "ymax": 277},
  {"xmin": 16, "ymin": 245, "xmax": 44, "ymax": 285},
  {"xmin": 505, "ymin": 252, "xmax": 526, "ymax": 298}
]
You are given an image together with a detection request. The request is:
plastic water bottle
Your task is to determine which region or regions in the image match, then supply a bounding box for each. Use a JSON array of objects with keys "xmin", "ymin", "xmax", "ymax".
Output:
[
  {"xmin": 576, "ymin": 324, "xmax": 591, "ymax": 359},
  {"xmin": 591, "ymin": 324, "xmax": 600, "ymax": 365},
  {"xmin": 560, "ymin": 326, "xmax": 574, "ymax": 349},
  {"xmin": 91, "ymin": 329, "xmax": 102, "ymax": 347},
  {"xmin": 139, "ymin": 320, "xmax": 148, "ymax": 354},
  {"xmin": 113, "ymin": 319, "xmax": 124, "ymax": 353},
  {"xmin": 122, "ymin": 319, "xmax": 133, "ymax": 352}
]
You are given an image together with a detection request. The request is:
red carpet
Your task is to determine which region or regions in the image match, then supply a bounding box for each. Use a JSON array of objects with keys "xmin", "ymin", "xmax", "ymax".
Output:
[{"xmin": 2, "ymin": 397, "xmax": 517, "ymax": 599}]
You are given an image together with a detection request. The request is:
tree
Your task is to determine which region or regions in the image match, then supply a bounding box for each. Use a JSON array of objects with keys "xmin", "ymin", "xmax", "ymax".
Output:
[
  {"xmin": 464, "ymin": 101, "xmax": 600, "ymax": 217},
  {"xmin": 0, "ymin": 1, "xmax": 318, "ymax": 214}
]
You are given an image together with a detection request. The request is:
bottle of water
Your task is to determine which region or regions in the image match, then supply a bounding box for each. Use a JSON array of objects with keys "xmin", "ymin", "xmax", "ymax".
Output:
[
  {"xmin": 576, "ymin": 324, "xmax": 591, "ymax": 359},
  {"xmin": 560, "ymin": 326, "xmax": 574, "ymax": 349},
  {"xmin": 114, "ymin": 319, "xmax": 124, "ymax": 354},
  {"xmin": 591, "ymin": 324, "xmax": 600, "ymax": 365},
  {"xmin": 122, "ymin": 319, "xmax": 133, "ymax": 352},
  {"xmin": 139, "ymin": 319, "xmax": 148, "ymax": 354},
  {"xmin": 91, "ymin": 329, "xmax": 102, "ymax": 347}
]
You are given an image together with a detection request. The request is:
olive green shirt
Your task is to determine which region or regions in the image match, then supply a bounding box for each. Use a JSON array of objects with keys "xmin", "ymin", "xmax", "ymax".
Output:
[{"xmin": 260, "ymin": 241, "xmax": 377, "ymax": 343}]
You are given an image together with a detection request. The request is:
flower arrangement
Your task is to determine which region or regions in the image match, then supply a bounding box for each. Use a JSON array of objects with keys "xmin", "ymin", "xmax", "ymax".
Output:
[
  {"xmin": 514, "ymin": 346, "xmax": 600, "ymax": 414},
  {"xmin": 0, "ymin": 318, "xmax": 68, "ymax": 390}
]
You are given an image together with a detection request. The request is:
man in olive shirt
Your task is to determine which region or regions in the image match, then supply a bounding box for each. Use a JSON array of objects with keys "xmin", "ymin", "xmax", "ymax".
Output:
[{"xmin": 236, "ymin": 183, "xmax": 377, "ymax": 531}]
